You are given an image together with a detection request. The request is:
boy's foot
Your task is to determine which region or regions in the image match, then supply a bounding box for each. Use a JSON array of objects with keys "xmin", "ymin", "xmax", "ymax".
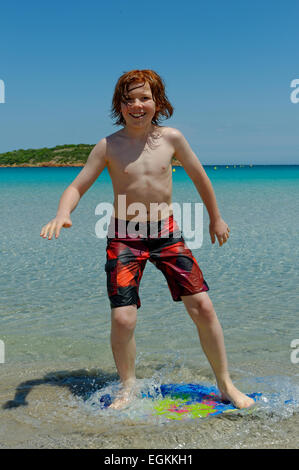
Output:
[
  {"xmin": 217, "ymin": 380, "xmax": 255, "ymax": 409},
  {"xmin": 109, "ymin": 380, "xmax": 137, "ymax": 410}
]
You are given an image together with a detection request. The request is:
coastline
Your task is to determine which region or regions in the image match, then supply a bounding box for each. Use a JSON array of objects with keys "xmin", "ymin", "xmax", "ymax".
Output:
[
  {"xmin": 0, "ymin": 161, "xmax": 86, "ymax": 168},
  {"xmin": 0, "ymin": 160, "xmax": 183, "ymax": 168},
  {"xmin": 2, "ymin": 163, "xmax": 298, "ymax": 168},
  {"xmin": 1, "ymin": 146, "xmax": 296, "ymax": 168}
]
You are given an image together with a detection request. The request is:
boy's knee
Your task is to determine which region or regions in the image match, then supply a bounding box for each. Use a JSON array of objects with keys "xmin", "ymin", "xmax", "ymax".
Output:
[
  {"xmin": 111, "ymin": 306, "xmax": 137, "ymax": 331},
  {"xmin": 184, "ymin": 294, "xmax": 215, "ymax": 324}
]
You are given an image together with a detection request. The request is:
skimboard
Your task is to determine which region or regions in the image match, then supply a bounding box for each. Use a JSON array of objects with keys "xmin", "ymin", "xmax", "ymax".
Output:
[
  {"xmin": 143, "ymin": 383, "xmax": 260, "ymax": 420},
  {"xmin": 99, "ymin": 383, "xmax": 261, "ymax": 420}
]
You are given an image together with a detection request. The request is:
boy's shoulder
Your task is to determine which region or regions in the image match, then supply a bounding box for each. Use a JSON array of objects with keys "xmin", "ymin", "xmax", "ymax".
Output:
[
  {"xmin": 160, "ymin": 126, "xmax": 185, "ymax": 147},
  {"xmin": 161, "ymin": 126, "xmax": 184, "ymax": 137}
]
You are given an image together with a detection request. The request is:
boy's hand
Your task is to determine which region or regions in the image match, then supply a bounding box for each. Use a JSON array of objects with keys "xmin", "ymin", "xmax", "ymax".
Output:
[
  {"xmin": 209, "ymin": 217, "xmax": 230, "ymax": 247},
  {"xmin": 40, "ymin": 214, "xmax": 72, "ymax": 240}
]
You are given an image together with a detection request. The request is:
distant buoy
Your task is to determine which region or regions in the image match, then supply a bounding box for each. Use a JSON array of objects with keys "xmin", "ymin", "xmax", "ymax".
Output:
[
  {"xmin": 214, "ymin": 166, "xmax": 217, "ymax": 170},
  {"xmin": 173, "ymin": 168, "xmax": 176, "ymax": 172},
  {"xmin": 226, "ymin": 166, "xmax": 229, "ymax": 168}
]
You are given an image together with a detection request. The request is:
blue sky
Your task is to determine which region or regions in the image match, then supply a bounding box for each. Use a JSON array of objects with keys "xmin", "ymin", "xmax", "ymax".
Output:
[{"xmin": 0, "ymin": 0, "xmax": 298, "ymax": 164}]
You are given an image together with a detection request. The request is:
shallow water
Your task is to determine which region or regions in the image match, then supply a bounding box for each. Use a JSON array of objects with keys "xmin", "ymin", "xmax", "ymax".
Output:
[{"xmin": 0, "ymin": 166, "xmax": 298, "ymax": 448}]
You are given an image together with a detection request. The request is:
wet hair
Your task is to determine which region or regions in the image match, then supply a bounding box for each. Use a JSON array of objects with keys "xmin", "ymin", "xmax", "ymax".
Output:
[{"xmin": 111, "ymin": 69, "xmax": 174, "ymax": 126}]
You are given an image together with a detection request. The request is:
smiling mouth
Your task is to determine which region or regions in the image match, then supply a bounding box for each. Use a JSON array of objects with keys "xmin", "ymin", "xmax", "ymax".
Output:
[{"xmin": 129, "ymin": 113, "xmax": 146, "ymax": 119}]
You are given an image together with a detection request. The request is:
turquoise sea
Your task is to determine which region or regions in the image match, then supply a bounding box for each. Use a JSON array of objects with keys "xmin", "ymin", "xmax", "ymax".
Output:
[{"xmin": 0, "ymin": 165, "xmax": 299, "ymax": 449}]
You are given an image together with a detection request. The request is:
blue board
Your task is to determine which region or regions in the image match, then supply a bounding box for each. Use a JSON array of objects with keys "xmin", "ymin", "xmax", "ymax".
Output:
[{"xmin": 99, "ymin": 383, "xmax": 262, "ymax": 420}]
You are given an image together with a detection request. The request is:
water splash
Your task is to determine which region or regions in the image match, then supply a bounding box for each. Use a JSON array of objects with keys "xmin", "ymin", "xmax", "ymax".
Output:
[{"xmin": 240, "ymin": 375, "xmax": 299, "ymax": 420}]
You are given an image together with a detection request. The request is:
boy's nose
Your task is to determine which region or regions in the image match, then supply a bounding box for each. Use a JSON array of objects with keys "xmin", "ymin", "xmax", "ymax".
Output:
[{"xmin": 130, "ymin": 98, "xmax": 142, "ymax": 107}]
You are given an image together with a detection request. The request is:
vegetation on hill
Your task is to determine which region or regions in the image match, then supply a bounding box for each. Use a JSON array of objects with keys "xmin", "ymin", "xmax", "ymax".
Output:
[
  {"xmin": 0, "ymin": 144, "xmax": 181, "ymax": 166},
  {"xmin": 0, "ymin": 144, "xmax": 93, "ymax": 166}
]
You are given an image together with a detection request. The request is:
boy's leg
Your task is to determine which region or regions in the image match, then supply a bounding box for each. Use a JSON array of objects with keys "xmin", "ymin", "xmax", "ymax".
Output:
[
  {"xmin": 105, "ymin": 231, "xmax": 148, "ymax": 410},
  {"xmin": 109, "ymin": 304, "xmax": 138, "ymax": 409},
  {"xmin": 182, "ymin": 292, "xmax": 254, "ymax": 409}
]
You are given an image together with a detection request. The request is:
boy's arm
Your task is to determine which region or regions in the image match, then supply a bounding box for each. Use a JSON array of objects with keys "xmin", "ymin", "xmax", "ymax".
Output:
[
  {"xmin": 65, "ymin": 138, "xmax": 107, "ymax": 204},
  {"xmin": 169, "ymin": 129, "xmax": 230, "ymax": 246},
  {"xmin": 40, "ymin": 139, "xmax": 107, "ymax": 239}
]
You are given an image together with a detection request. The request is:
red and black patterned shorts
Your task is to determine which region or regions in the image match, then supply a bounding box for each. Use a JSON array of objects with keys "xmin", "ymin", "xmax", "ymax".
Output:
[{"xmin": 105, "ymin": 215, "xmax": 209, "ymax": 309}]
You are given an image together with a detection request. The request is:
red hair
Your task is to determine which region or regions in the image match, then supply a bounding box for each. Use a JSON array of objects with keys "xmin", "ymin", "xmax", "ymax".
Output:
[{"xmin": 111, "ymin": 69, "xmax": 174, "ymax": 126}]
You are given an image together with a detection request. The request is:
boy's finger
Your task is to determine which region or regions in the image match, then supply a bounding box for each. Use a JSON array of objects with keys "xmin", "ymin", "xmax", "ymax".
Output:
[
  {"xmin": 220, "ymin": 234, "xmax": 228, "ymax": 245},
  {"xmin": 217, "ymin": 234, "xmax": 224, "ymax": 246},
  {"xmin": 41, "ymin": 225, "xmax": 50, "ymax": 238},
  {"xmin": 40, "ymin": 225, "xmax": 47, "ymax": 236},
  {"xmin": 48, "ymin": 223, "xmax": 57, "ymax": 240},
  {"xmin": 55, "ymin": 223, "xmax": 63, "ymax": 238}
]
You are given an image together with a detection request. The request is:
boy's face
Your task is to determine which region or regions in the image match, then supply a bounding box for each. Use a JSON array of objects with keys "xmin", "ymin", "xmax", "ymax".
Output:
[{"xmin": 120, "ymin": 81, "xmax": 157, "ymax": 127}]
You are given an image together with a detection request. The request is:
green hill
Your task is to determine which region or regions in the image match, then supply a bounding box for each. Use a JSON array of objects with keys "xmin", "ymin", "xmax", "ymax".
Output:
[
  {"xmin": 0, "ymin": 144, "xmax": 181, "ymax": 166},
  {"xmin": 0, "ymin": 144, "xmax": 94, "ymax": 166}
]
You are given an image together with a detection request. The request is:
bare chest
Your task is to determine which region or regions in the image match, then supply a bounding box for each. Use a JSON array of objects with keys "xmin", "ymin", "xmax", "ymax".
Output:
[{"xmin": 106, "ymin": 137, "xmax": 174, "ymax": 179}]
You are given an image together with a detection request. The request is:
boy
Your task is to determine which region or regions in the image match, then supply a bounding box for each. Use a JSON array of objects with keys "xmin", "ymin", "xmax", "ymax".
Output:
[{"xmin": 40, "ymin": 70, "xmax": 254, "ymax": 410}]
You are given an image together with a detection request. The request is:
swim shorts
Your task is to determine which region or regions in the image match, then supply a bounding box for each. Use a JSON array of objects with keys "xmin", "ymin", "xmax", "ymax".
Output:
[{"xmin": 105, "ymin": 215, "xmax": 209, "ymax": 309}]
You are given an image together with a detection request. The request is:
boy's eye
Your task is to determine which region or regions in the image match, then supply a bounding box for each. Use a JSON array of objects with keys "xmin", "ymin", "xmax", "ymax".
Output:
[{"xmin": 126, "ymin": 97, "xmax": 150, "ymax": 102}]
